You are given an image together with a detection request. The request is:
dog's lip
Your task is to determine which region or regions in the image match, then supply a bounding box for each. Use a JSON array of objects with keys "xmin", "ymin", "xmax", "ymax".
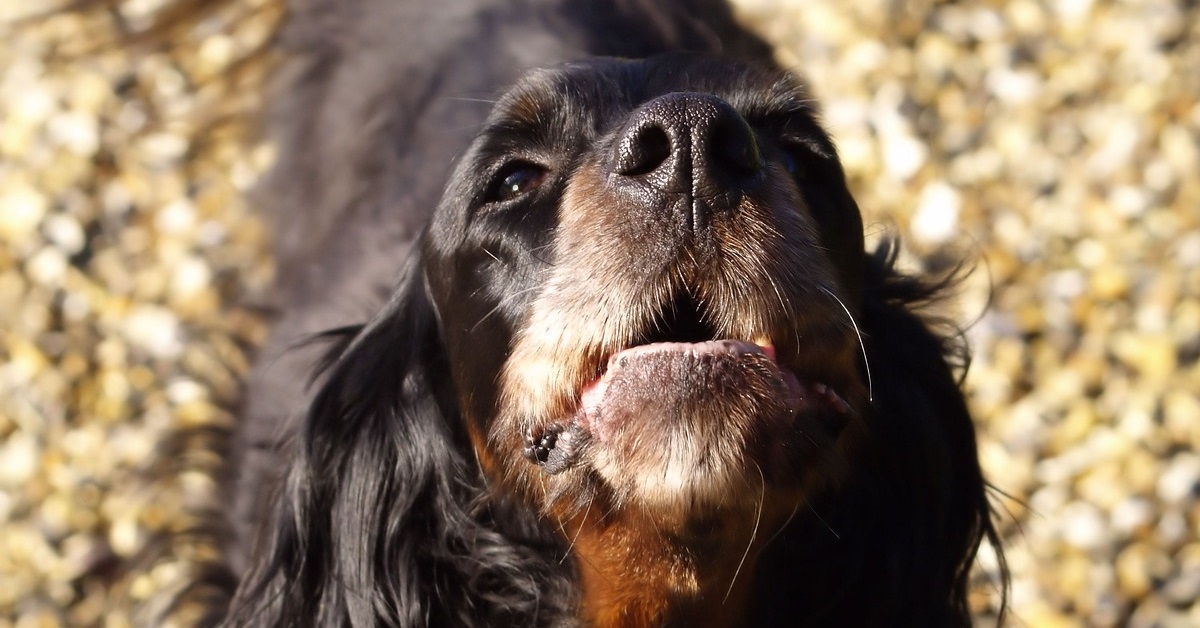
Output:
[{"xmin": 576, "ymin": 338, "xmax": 850, "ymax": 440}]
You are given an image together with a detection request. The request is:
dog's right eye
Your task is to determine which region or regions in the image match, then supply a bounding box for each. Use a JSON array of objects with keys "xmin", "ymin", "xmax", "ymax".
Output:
[
  {"xmin": 486, "ymin": 161, "xmax": 548, "ymax": 203},
  {"xmin": 779, "ymin": 143, "xmax": 812, "ymax": 182}
]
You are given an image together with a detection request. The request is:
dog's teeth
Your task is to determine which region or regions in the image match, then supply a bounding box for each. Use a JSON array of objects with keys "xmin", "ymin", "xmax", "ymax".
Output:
[
  {"xmin": 522, "ymin": 442, "xmax": 546, "ymax": 464},
  {"xmin": 523, "ymin": 425, "xmax": 562, "ymax": 464}
]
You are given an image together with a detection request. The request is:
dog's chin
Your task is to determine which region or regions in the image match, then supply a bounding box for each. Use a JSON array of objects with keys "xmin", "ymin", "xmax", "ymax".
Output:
[{"xmin": 548, "ymin": 339, "xmax": 853, "ymax": 517}]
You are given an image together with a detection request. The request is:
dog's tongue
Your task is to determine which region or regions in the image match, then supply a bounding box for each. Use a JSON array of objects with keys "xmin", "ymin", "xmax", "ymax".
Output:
[{"xmin": 577, "ymin": 340, "xmax": 805, "ymax": 443}]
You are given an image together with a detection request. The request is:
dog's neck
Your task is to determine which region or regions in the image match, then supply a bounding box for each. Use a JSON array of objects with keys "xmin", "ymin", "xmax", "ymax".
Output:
[{"xmin": 565, "ymin": 509, "xmax": 767, "ymax": 628}]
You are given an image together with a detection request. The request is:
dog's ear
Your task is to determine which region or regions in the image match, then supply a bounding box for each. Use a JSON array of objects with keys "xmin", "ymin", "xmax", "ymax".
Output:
[
  {"xmin": 225, "ymin": 258, "xmax": 568, "ymax": 627},
  {"xmin": 754, "ymin": 239, "xmax": 1006, "ymax": 625},
  {"xmin": 850, "ymin": 238, "xmax": 1007, "ymax": 624}
]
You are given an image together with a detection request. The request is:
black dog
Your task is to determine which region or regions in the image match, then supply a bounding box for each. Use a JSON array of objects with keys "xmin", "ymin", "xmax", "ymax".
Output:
[{"xmin": 221, "ymin": 0, "xmax": 1007, "ymax": 625}]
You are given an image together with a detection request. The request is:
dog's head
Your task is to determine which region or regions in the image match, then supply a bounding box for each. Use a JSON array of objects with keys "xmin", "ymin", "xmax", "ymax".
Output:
[
  {"xmin": 428, "ymin": 54, "xmax": 867, "ymax": 528},
  {"xmin": 415, "ymin": 54, "xmax": 879, "ymax": 620},
  {"xmin": 233, "ymin": 52, "xmax": 1002, "ymax": 627}
]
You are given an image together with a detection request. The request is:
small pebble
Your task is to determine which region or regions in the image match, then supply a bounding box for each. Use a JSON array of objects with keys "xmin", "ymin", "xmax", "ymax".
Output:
[
  {"xmin": 121, "ymin": 305, "xmax": 183, "ymax": 359},
  {"xmin": 911, "ymin": 181, "xmax": 962, "ymax": 245},
  {"xmin": 1157, "ymin": 453, "xmax": 1200, "ymax": 505}
]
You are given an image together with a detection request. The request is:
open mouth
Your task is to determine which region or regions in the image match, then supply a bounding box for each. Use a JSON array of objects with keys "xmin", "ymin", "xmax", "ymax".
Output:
[
  {"xmin": 578, "ymin": 338, "xmax": 850, "ymax": 443},
  {"xmin": 524, "ymin": 292, "xmax": 851, "ymax": 475}
]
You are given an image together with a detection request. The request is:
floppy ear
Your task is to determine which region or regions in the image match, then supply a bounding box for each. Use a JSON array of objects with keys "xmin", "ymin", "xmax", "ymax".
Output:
[
  {"xmin": 753, "ymin": 239, "xmax": 1006, "ymax": 626},
  {"xmin": 849, "ymin": 239, "xmax": 1008, "ymax": 624},
  {"xmin": 224, "ymin": 257, "xmax": 571, "ymax": 627}
]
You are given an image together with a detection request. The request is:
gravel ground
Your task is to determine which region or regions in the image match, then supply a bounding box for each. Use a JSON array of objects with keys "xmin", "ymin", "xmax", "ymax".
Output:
[{"xmin": 1, "ymin": 0, "xmax": 1197, "ymax": 625}]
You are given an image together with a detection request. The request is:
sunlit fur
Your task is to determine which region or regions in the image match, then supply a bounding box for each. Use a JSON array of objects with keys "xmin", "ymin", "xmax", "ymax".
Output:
[{"xmin": 220, "ymin": 1, "xmax": 1008, "ymax": 626}]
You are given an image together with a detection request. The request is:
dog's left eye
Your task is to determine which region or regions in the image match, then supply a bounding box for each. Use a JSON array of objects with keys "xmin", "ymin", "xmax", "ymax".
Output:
[
  {"xmin": 780, "ymin": 145, "xmax": 807, "ymax": 180},
  {"xmin": 486, "ymin": 161, "xmax": 548, "ymax": 203}
]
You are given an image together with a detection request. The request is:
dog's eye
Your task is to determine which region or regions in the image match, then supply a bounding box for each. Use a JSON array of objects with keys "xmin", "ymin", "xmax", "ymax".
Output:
[
  {"xmin": 780, "ymin": 145, "xmax": 806, "ymax": 180},
  {"xmin": 486, "ymin": 162, "xmax": 548, "ymax": 203}
]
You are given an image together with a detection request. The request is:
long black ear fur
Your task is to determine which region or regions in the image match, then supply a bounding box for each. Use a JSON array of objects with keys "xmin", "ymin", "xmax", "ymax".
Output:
[
  {"xmin": 751, "ymin": 238, "xmax": 1007, "ymax": 627},
  {"xmin": 224, "ymin": 258, "xmax": 574, "ymax": 627},
  {"xmin": 847, "ymin": 238, "xmax": 1008, "ymax": 625}
]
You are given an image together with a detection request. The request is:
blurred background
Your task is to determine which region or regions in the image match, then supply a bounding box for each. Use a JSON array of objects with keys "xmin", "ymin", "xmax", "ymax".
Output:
[{"xmin": 0, "ymin": 0, "xmax": 1196, "ymax": 625}]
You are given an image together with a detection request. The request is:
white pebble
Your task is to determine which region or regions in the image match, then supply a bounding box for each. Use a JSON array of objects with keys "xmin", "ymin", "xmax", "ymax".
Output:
[
  {"xmin": 7, "ymin": 81, "xmax": 55, "ymax": 125},
  {"xmin": 1043, "ymin": 268, "xmax": 1086, "ymax": 299},
  {"xmin": 1053, "ymin": 0, "xmax": 1095, "ymax": 20},
  {"xmin": 1109, "ymin": 185, "xmax": 1150, "ymax": 218},
  {"xmin": 1061, "ymin": 500, "xmax": 1109, "ymax": 550},
  {"xmin": 911, "ymin": 181, "xmax": 962, "ymax": 245},
  {"xmin": 122, "ymin": 305, "xmax": 182, "ymax": 359},
  {"xmin": 27, "ymin": 247, "xmax": 69, "ymax": 287},
  {"xmin": 61, "ymin": 291, "xmax": 91, "ymax": 322},
  {"xmin": 155, "ymin": 199, "xmax": 197, "ymax": 235},
  {"xmin": 1030, "ymin": 483, "xmax": 1069, "ymax": 515},
  {"xmin": 170, "ymin": 256, "xmax": 212, "ymax": 301},
  {"xmin": 196, "ymin": 220, "xmax": 228, "ymax": 248},
  {"xmin": 0, "ymin": 432, "xmax": 39, "ymax": 486},
  {"xmin": 42, "ymin": 214, "xmax": 86, "ymax": 255},
  {"xmin": 1177, "ymin": 232, "xmax": 1200, "ymax": 268},
  {"xmin": 1157, "ymin": 453, "xmax": 1200, "ymax": 504},
  {"xmin": 165, "ymin": 378, "xmax": 208, "ymax": 405},
  {"xmin": 47, "ymin": 111, "xmax": 100, "ymax": 157},
  {"xmin": 101, "ymin": 181, "xmax": 134, "ymax": 216},
  {"xmin": 109, "ymin": 515, "xmax": 142, "ymax": 557},
  {"xmin": 1156, "ymin": 510, "xmax": 1189, "ymax": 547},
  {"xmin": 1164, "ymin": 569, "xmax": 1200, "ymax": 606},
  {"xmin": 881, "ymin": 132, "xmax": 928, "ymax": 181},
  {"xmin": 1111, "ymin": 496, "xmax": 1155, "ymax": 535},
  {"xmin": 0, "ymin": 183, "xmax": 48, "ymax": 240},
  {"xmin": 139, "ymin": 132, "xmax": 189, "ymax": 164},
  {"xmin": 1086, "ymin": 117, "xmax": 1141, "ymax": 179},
  {"xmin": 986, "ymin": 67, "xmax": 1041, "ymax": 105}
]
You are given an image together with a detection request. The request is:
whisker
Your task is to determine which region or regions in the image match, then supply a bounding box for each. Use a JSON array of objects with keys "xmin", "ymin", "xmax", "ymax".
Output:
[
  {"xmin": 554, "ymin": 499, "xmax": 613, "ymax": 588},
  {"xmin": 762, "ymin": 500, "xmax": 801, "ymax": 550},
  {"xmin": 527, "ymin": 242, "xmax": 558, "ymax": 260},
  {"xmin": 724, "ymin": 463, "xmax": 765, "ymax": 604},
  {"xmin": 765, "ymin": 273, "xmax": 793, "ymax": 321},
  {"xmin": 806, "ymin": 499, "xmax": 841, "ymax": 540},
  {"xmin": 470, "ymin": 286, "xmax": 540, "ymax": 331},
  {"xmin": 441, "ymin": 96, "xmax": 500, "ymax": 104},
  {"xmin": 819, "ymin": 285, "xmax": 873, "ymax": 402},
  {"xmin": 560, "ymin": 498, "xmax": 594, "ymax": 565}
]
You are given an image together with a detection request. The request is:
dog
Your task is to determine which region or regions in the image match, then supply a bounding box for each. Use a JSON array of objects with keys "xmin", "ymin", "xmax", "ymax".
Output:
[{"xmin": 217, "ymin": 0, "xmax": 1008, "ymax": 625}]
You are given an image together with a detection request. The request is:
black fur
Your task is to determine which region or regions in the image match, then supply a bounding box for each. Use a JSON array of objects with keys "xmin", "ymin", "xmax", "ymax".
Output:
[{"xmin": 222, "ymin": 0, "xmax": 1008, "ymax": 625}]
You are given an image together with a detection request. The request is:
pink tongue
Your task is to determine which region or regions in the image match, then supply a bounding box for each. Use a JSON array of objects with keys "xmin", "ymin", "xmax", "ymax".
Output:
[
  {"xmin": 579, "ymin": 376, "xmax": 608, "ymax": 419},
  {"xmin": 575, "ymin": 340, "xmax": 799, "ymax": 442},
  {"xmin": 580, "ymin": 339, "xmax": 769, "ymax": 417},
  {"xmin": 574, "ymin": 339, "xmax": 850, "ymax": 444}
]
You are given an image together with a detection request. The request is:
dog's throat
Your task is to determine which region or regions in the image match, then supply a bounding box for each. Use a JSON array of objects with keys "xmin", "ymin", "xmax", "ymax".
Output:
[{"xmin": 569, "ymin": 510, "xmax": 768, "ymax": 628}]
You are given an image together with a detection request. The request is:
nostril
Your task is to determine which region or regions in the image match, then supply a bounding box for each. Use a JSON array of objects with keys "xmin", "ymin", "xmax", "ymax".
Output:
[
  {"xmin": 710, "ymin": 115, "xmax": 762, "ymax": 177},
  {"xmin": 615, "ymin": 123, "xmax": 672, "ymax": 177}
]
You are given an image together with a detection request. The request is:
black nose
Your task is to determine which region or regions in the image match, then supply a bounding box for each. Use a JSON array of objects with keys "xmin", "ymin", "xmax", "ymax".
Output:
[{"xmin": 610, "ymin": 93, "xmax": 762, "ymax": 231}]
